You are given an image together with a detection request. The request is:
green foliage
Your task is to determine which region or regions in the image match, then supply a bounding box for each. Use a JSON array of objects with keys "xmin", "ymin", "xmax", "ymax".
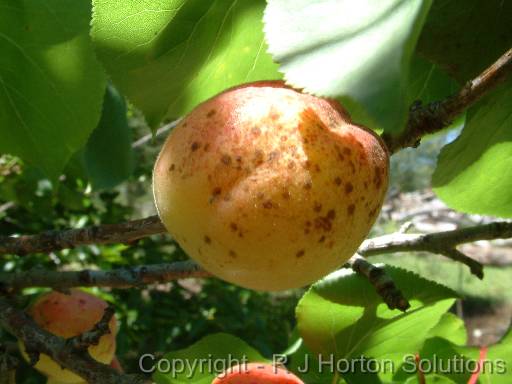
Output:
[
  {"xmin": 264, "ymin": 0, "xmax": 432, "ymax": 132},
  {"xmin": 433, "ymin": 82, "xmax": 512, "ymax": 217},
  {"xmin": 417, "ymin": 0, "xmax": 512, "ymax": 82},
  {"xmin": 83, "ymin": 85, "xmax": 134, "ymax": 190},
  {"xmin": 153, "ymin": 333, "xmax": 266, "ymax": 383},
  {"xmin": 0, "ymin": 0, "xmax": 106, "ymax": 179},
  {"xmin": 91, "ymin": 0, "xmax": 280, "ymax": 129},
  {"xmin": 296, "ymin": 266, "xmax": 456, "ymax": 357}
]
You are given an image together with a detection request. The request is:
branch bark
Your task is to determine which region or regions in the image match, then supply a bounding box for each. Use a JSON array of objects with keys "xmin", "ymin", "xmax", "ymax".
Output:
[
  {"xmin": 3, "ymin": 222, "xmax": 511, "ymax": 290},
  {"xmin": 0, "ymin": 295, "xmax": 149, "ymax": 384},
  {"xmin": 0, "ymin": 261, "xmax": 210, "ymax": 290},
  {"xmin": 0, "ymin": 215, "xmax": 165, "ymax": 256},
  {"xmin": 358, "ymin": 222, "xmax": 512, "ymax": 278},
  {"xmin": 382, "ymin": 47, "xmax": 512, "ymax": 153},
  {"xmin": 347, "ymin": 254, "xmax": 410, "ymax": 312}
]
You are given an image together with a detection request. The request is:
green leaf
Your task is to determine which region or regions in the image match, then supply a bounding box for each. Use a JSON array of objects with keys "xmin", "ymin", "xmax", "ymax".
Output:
[
  {"xmin": 396, "ymin": 330, "xmax": 512, "ymax": 384},
  {"xmin": 91, "ymin": 0, "xmax": 280, "ymax": 129},
  {"xmin": 0, "ymin": 0, "xmax": 106, "ymax": 179},
  {"xmin": 407, "ymin": 56, "xmax": 458, "ymax": 105},
  {"xmin": 417, "ymin": 0, "xmax": 512, "ymax": 82},
  {"xmin": 263, "ymin": 0, "xmax": 432, "ymax": 132},
  {"xmin": 433, "ymin": 82, "xmax": 512, "ymax": 217},
  {"xmin": 153, "ymin": 333, "xmax": 267, "ymax": 383},
  {"xmin": 405, "ymin": 374, "xmax": 456, "ymax": 383},
  {"xmin": 426, "ymin": 312, "xmax": 467, "ymax": 346},
  {"xmin": 83, "ymin": 85, "xmax": 134, "ymax": 189},
  {"xmin": 296, "ymin": 265, "xmax": 457, "ymax": 359}
]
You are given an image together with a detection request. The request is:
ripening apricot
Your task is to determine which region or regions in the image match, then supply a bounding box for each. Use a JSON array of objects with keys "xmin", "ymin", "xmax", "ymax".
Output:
[
  {"xmin": 153, "ymin": 81, "xmax": 389, "ymax": 291},
  {"xmin": 20, "ymin": 289, "xmax": 117, "ymax": 383},
  {"xmin": 212, "ymin": 362, "xmax": 304, "ymax": 384}
]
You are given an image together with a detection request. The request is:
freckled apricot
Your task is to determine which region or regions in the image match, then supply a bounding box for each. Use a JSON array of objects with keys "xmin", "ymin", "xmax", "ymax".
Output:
[
  {"xmin": 153, "ymin": 80, "xmax": 388, "ymax": 291},
  {"xmin": 212, "ymin": 362, "xmax": 304, "ymax": 384}
]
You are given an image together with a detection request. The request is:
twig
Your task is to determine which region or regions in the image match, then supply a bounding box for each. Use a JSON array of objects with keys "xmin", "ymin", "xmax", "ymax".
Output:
[
  {"xmin": 382, "ymin": 47, "xmax": 512, "ymax": 153},
  {"xmin": 132, "ymin": 119, "xmax": 180, "ymax": 148},
  {"xmin": 0, "ymin": 261, "xmax": 209, "ymax": 290},
  {"xmin": 68, "ymin": 306, "xmax": 115, "ymax": 351},
  {"xmin": 0, "ymin": 215, "xmax": 165, "ymax": 256},
  {"xmin": 347, "ymin": 255, "xmax": 410, "ymax": 311},
  {"xmin": 358, "ymin": 222, "xmax": 512, "ymax": 278},
  {"xmin": 0, "ymin": 295, "xmax": 149, "ymax": 384}
]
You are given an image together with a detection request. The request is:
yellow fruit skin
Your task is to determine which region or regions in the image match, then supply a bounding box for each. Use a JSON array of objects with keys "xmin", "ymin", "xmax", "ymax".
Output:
[
  {"xmin": 21, "ymin": 289, "xmax": 117, "ymax": 383},
  {"xmin": 153, "ymin": 81, "xmax": 389, "ymax": 291}
]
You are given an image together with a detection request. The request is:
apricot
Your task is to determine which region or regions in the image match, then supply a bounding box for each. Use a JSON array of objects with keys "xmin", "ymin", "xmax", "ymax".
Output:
[
  {"xmin": 153, "ymin": 81, "xmax": 389, "ymax": 291},
  {"xmin": 212, "ymin": 362, "xmax": 304, "ymax": 384},
  {"xmin": 20, "ymin": 289, "xmax": 117, "ymax": 383}
]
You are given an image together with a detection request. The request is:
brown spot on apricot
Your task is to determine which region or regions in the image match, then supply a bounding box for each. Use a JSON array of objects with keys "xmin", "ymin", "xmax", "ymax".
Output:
[
  {"xmin": 288, "ymin": 161, "xmax": 296, "ymax": 170},
  {"xmin": 229, "ymin": 250, "xmax": 237, "ymax": 258},
  {"xmin": 253, "ymin": 150, "xmax": 264, "ymax": 166},
  {"xmin": 318, "ymin": 235, "xmax": 326, "ymax": 243},
  {"xmin": 191, "ymin": 142, "xmax": 200, "ymax": 151},
  {"xmin": 263, "ymin": 200, "xmax": 273, "ymax": 209},
  {"xmin": 204, "ymin": 236, "xmax": 211, "ymax": 244},
  {"xmin": 345, "ymin": 182, "xmax": 353, "ymax": 194},
  {"xmin": 204, "ymin": 143, "xmax": 210, "ymax": 152},
  {"xmin": 268, "ymin": 151, "xmax": 280, "ymax": 162},
  {"xmin": 374, "ymin": 167, "xmax": 383, "ymax": 188},
  {"xmin": 206, "ymin": 109, "xmax": 216, "ymax": 117},
  {"xmin": 221, "ymin": 154, "xmax": 232, "ymax": 165},
  {"xmin": 334, "ymin": 177, "xmax": 342, "ymax": 185},
  {"xmin": 342, "ymin": 147, "xmax": 352, "ymax": 156},
  {"xmin": 326, "ymin": 209, "xmax": 336, "ymax": 220},
  {"xmin": 314, "ymin": 216, "xmax": 332, "ymax": 232},
  {"xmin": 347, "ymin": 204, "xmax": 355, "ymax": 215},
  {"xmin": 296, "ymin": 249, "xmax": 305, "ymax": 258},
  {"xmin": 304, "ymin": 181, "xmax": 312, "ymax": 190},
  {"xmin": 281, "ymin": 189, "xmax": 291, "ymax": 199},
  {"xmin": 230, "ymin": 222, "xmax": 238, "ymax": 232},
  {"xmin": 313, "ymin": 202, "xmax": 322, "ymax": 212},
  {"xmin": 212, "ymin": 187, "xmax": 222, "ymax": 196},
  {"xmin": 168, "ymin": 164, "xmax": 175, "ymax": 172}
]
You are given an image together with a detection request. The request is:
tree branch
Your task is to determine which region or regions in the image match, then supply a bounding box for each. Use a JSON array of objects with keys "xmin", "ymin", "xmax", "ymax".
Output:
[
  {"xmin": 0, "ymin": 295, "xmax": 149, "ymax": 384},
  {"xmin": 0, "ymin": 215, "xmax": 165, "ymax": 256},
  {"xmin": 357, "ymin": 222, "xmax": 512, "ymax": 279},
  {"xmin": 347, "ymin": 255, "xmax": 410, "ymax": 312},
  {"xmin": 0, "ymin": 261, "xmax": 209, "ymax": 290},
  {"xmin": 382, "ymin": 47, "xmax": 512, "ymax": 153},
  {"xmin": 68, "ymin": 306, "xmax": 115, "ymax": 351},
  {"xmin": 3, "ymin": 222, "xmax": 511, "ymax": 290}
]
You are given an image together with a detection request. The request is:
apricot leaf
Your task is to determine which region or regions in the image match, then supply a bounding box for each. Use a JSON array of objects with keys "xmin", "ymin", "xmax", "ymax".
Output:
[
  {"xmin": 91, "ymin": 0, "xmax": 280, "ymax": 129},
  {"xmin": 0, "ymin": 0, "xmax": 106, "ymax": 179},
  {"xmin": 296, "ymin": 265, "xmax": 457, "ymax": 358},
  {"xmin": 264, "ymin": 0, "xmax": 432, "ymax": 132},
  {"xmin": 417, "ymin": 0, "xmax": 512, "ymax": 82},
  {"xmin": 433, "ymin": 82, "xmax": 512, "ymax": 217},
  {"xmin": 83, "ymin": 85, "xmax": 134, "ymax": 189},
  {"xmin": 153, "ymin": 333, "xmax": 266, "ymax": 383}
]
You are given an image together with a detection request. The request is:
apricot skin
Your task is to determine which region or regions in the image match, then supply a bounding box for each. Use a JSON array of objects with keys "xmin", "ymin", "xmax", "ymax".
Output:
[
  {"xmin": 20, "ymin": 289, "xmax": 117, "ymax": 384},
  {"xmin": 153, "ymin": 81, "xmax": 389, "ymax": 291},
  {"xmin": 212, "ymin": 362, "xmax": 304, "ymax": 384}
]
